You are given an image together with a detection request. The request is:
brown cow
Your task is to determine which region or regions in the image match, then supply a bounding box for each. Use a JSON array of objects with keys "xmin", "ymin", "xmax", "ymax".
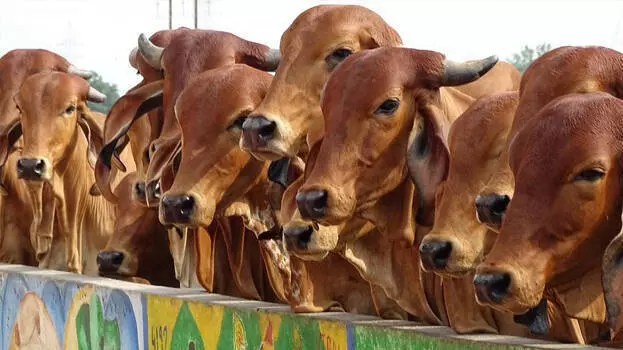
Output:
[
  {"xmin": 289, "ymin": 47, "xmax": 527, "ymax": 334},
  {"xmin": 12, "ymin": 71, "xmax": 135, "ymax": 275},
  {"xmin": 475, "ymin": 46, "xmax": 623, "ymax": 233},
  {"xmin": 97, "ymin": 171, "xmax": 177, "ymax": 287},
  {"xmin": 240, "ymin": 5, "xmax": 402, "ymax": 161},
  {"xmin": 473, "ymin": 92, "xmax": 620, "ymax": 344},
  {"xmin": 419, "ymin": 92, "xmax": 519, "ymax": 276},
  {"xmin": 96, "ymin": 29, "xmax": 281, "ymax": 208}
]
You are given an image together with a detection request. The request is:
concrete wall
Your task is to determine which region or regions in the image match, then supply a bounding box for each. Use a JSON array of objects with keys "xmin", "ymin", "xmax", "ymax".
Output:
[{"xmin": 0, "ymin": 264, "xmax": 606, "ymax": 350}]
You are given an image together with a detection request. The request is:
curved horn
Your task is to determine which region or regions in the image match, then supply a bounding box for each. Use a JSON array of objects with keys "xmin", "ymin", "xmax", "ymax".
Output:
[
  {"xmin": 441, "ymin": 55, "xmax": 498, "ymax": 87},
  {"xmin": 68, "ymin": 65, "xmax": 93, "ymax": 79},
  {"xmin": 87, "ymin": 86, "xmax": 107, "ymax": 103},
  {"xmin": 264, "ymin": 48, "xmax": 281, "ymax": 71},
  {"xmin": 137, "ymin": 33, "xmax": 164, "ymax": 70},
  {"xmin": 129, "ymin": 47, "xmax": 138, "ymax": 69}
]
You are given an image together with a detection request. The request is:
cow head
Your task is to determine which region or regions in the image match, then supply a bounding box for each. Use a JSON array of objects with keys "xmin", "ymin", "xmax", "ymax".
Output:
[
  {"xmin": 296, "ymin": 48, "xmax": 497, "ymax": 229},
  {"xmin": 13, "ymin": 72, "xmax": 106, "ymax": 181},
  {"xmin": 97, "ymin": 172, "xmax": 175, "ymax": 286},
  {"xmin": 240, "ymin": 5, "xmax": 402, "ymax": 161},
  {"xmin": 474, "ymin": 93, "xmax": 623, "ymax": 331},
  {"xmin": 159, "ymin": 65, "xmax": 272, "ymax": 227},
  {"xmin": 476, "ymin": 46, "xmax": 623, "ymax": 233},
  {"xmin": 419, "ymin": 92, "xmax": 518, "ymax": 276}
]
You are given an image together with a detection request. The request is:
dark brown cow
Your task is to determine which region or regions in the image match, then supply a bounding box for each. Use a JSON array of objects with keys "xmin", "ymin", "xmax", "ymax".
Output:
[
  {"xmin": 240, "ymin": 5, "xmax": 402, "ymax": 161},
  {"xmin": 476, "ymin": 46, "xmax": 623, "ymax": 233},
  {"xmin": 97, "ymin": 172, "xmax": 177, "ymax": 287},
  {"xmin": 473, "ymin": 92, "xmax": 619, "ymax": 344}
]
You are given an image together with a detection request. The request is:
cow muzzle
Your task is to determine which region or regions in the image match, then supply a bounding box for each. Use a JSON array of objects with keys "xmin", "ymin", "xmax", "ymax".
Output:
[
  {"xmin": 160, "ymin": 194, "xmax": 195, "ymax": 224},
  {"xmin": 16, "ymin": 158, "xmax": 48, "ymax": 181},
  {"xmin": 284, "ymin": 225, "xmax": 314, "ymax": 251},
  {"xmin": 242, "ymin": 115, "xmax": 277, "ymax": 149},
  {"xmin": 473, "ymin": 272, "xmax": 511, "ymax": 305},
  {"xmin": 475, "ymin": 193, "xmax": 510, "ymax": 230},
  {"xmin": 97, "ymin": 251, "xmax": 125, "ymax": 274},
  {"xmin": 419, "ymin": 239, "xmax": 452, "ymax": 271},
  {"xmin": 296, "ymin": 190, "xmax": 328, "ymax": 220}
]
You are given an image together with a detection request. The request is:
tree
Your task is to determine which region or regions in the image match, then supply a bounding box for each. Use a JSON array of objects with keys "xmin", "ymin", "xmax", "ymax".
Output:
[
  {"xmin": 86, "ymin": 72, "xmax": 120, "ymax": 114},
  {"xmin": 507, "ymin": 43, "xmax": 552, "ymax": 74}
]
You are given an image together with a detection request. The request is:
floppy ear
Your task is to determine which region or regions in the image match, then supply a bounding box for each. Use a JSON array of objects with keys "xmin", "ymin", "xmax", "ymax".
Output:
[
  {"xmin": 237, "ymin": 41, "xmax": 281, "ymax": 72},
  {"xmin": 77, "ymin": 106, "xmax": 105, "ymax": 170},
  {"xmin": 0, "ymin": 117, "xmax": 22, "ymax": 196},
  {"xmin": 407, "ymin": 112, "xmax": 449, "ymax": 227},
  {"xmin": 603, "ymin": 217, "xmax": 623, "ymax": 338}
]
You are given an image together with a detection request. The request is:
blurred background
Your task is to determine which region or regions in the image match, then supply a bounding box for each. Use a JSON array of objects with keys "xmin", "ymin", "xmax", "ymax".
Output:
[{"xmin": 2, "ymin": 0, "xmax": 621, "ymax": 112}]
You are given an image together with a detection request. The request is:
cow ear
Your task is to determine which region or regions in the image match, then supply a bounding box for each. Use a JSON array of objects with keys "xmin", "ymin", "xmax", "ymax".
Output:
[
  {"xmin": 238, "ymin": 41, "xmax": 281, "ymax": 72},
  {"xmin": 603, "ymin": 217, "xmax": 623, "ymax": 338},
  {"xmin": 407, "ymin": 112, "xmax": 449, "ymax": 226},
  {"xmin": 0, "ymin": 117, "xmax": 22, "ymax": 196},
  {"xmin": 77, "ymin": 106, "xmax": 105, "ymax": 170},
  {"xmin": 304, "ymin": 139, "xmax": 323, "ymax": 181},
  {"xmin": 363, "ymin": 23, "xmax": 403, "ymax": 49}
]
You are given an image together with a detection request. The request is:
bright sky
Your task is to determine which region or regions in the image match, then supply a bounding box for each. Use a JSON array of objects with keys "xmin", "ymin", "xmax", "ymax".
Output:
[{"xmin": 2, "ymin": 0, "xmax": 621, "ymax": 92}]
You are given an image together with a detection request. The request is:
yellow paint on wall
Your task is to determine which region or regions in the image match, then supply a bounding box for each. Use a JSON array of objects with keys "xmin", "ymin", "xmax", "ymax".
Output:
[
  {"xmin": 146, "ymin": 295, "xmax": 226, "ymax": 350},
  {"xmin": 64, "ymin": 287, "xmax": 95, "ymax": 350},
  {"xmin": 187, "ymin": 302, "xmax": 224, "ymax": 350},
  {"xmin": 258, "ymin": 312, "xmax": 282, "ymax": 349},
  {"xmin": 318, "ymin": 320, "xmax": 347, "ymax": 350}
]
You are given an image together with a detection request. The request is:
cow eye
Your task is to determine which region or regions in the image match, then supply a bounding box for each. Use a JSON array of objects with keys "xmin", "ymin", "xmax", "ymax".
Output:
[
  {"xmin": 326, "ymin": 48, "xmax": 353, "ymax": 70},
  {"xmin": 574, "ymin": 169, "xmax": 605, "ymax": 182},
  {"xmin": 229, "ymin": 116, "xmax": 247, "ymax": 130},
  {"xmin": 64, "ymin": 105, "xmax": 76, "ymax": 115},
  {"xmin": 374, "ymin": 99, "xmax": 400, "ymax": 116},
  {"xmin": 150, "ymin": 143, "xmax": 157, "ymax": 153}
]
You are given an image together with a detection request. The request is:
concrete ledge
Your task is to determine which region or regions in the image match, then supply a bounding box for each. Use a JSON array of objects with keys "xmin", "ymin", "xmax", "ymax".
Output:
[{"xmin": 0, "ymin": 263, "xmax": 608, "ymax": 350}]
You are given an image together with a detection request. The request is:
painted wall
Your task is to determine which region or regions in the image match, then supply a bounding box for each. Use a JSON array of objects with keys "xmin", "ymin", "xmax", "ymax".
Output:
[{"xmin": 0, "ymin": 265, "xmax": 602, "ymax": 350}]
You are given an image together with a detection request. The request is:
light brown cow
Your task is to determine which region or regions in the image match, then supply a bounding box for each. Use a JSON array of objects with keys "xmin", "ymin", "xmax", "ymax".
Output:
[
  {"xmin": 290, "ymin": 47, "xmax": 527, "ymax": 334},
  {"xmin": 0, "ymin": 49, "xmax": 94, "ymax": 266},
  {"xmin": 12, "ymin": 71, "xmax": 135, "ymax": 275},
  {"xmin": 475, "ymin": 46, "xmax": 623, "ymax": 233},
  {"xmin": 97, "ymin": 171, "xmax": 177, "ymax": 287},
  {"xmin": 240, "ymin": 5, "xmax": 402, "ymax": 161},
  {"xmin": 473, "ymin": 92, "xmax": 620, "ymax": 344}
]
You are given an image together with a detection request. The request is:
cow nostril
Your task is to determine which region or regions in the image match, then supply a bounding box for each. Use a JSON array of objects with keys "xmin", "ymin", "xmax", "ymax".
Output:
[
  {"xmin": 16, "ymin": 159, "xmax": 25, "ymax": 173},
  {"xmin": 34, "ymin": 159, "xmax": 45, "ymax": 174},
  {"xmin": 474, "ymin": 273, "xmax": 511, "ymax": 304},
  {"xmin": 97, "ymin": 251, "xmax": 125, "ymax": 273},
  {"xmin": 296, "ymin": 190, "xmax": 328, "ymax": 219},
  {"xmin": 491, "ymin": 195, "xmax": 510, "ymax": 216},
  {"xmin": 179, "ymin": 195, "xmax": 194, "ymax": 211},
  {"xmin": 134, "ymin": 182, "xmax": 146, "ymax": 198},
  {"xmin": 258, "ymin": 120, "xmax": 276, "ymax": 142},
  {"xmin": 284, "ymin": 225, "xmax": 314, "ymax": 249},
  {"xmin": 154, "ymin": 182, "xmax": 161, "ymax": 198},
  {"xmin": 419, "ymin": 240, "xmax": 452, "ymax": 270}
]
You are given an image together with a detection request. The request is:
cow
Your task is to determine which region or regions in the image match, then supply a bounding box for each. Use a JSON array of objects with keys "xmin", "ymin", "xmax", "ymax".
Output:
[
  {"xmin": 0, "ymin": 49, "xmax": 95, "ymax": 266},
  {"xmin": 475, "ymin": 46, "xmax": 623, "ymax": 233},
  {"xmin": 240, "ymin": 5, "xmax": 402, "ymax": 161},
  {"xmin": 287, "ymin": 46, "xmax": 527, "ymax": 334},
  {"xmin": 11, "ymin": 71, "xmax": 135, "ymax": 275},
  {"xmin": 96, "ymin": 171, "xmax": 177, "ymax": 287},
  {"xmin": 473, "ymin": 92, "xmax": 620, "ymax": 344}
]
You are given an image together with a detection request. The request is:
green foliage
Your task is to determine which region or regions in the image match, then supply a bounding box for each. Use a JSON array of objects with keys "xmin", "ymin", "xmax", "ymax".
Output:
[
  {"xmin": 507, "ymin": 43, "xmax": 552, "ymax": 73},
  {"xmin": 87, "ymin": 72, "xmax": 120, "ymax": 114}
]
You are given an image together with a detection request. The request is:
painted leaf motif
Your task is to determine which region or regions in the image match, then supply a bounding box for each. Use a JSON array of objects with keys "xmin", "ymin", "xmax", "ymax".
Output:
[{"xmin": 171, "ymin": 302, "xmax": 204, "ymax": 350}]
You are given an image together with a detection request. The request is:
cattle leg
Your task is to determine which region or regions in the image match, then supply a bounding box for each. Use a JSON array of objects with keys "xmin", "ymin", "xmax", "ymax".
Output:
[{"xmin": 369, "ymin": 283, "xmax": 408, "ymax": 320}]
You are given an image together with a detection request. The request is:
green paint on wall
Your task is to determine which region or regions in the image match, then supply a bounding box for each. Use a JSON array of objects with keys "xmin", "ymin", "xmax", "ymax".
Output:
[
  {"xmin": 171, "ymin": 302, "xmax": 205, "ymax": 350},
  {"xmin": 274, "ymin": 315, "xmax": 325, "ymax": 350},
  {"xmin": 217, "ymin": 309, "xmax": 263, "ymax": 349},
  {"xmin": 75, "ymin": 294, "xmax": 121, "ymax": 350}
]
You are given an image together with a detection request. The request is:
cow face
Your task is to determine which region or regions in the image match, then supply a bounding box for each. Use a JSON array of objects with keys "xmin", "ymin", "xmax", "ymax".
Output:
[
  {"xmin": 14, "ymin": 72, "xmax": 106, "ymax": 181},
  {"xmin": 240, "ymin": 5, "xmax": 402, "ymax": 161},
  {"xmin": 97, "ymin": 172, "xmax": 174, "ymax": 285},
  {"xmin": 296, "ymin": 48, "xmax": 497, "ymax": 227},
  {"xmin": 419, "ymin": 92, "xmax": 518, "ymax": 276},
  {"xmin": 474, "ymin": 93, "xmax": 623, "ymax": 317},
  {"xmin": 160, "ymin": 65, "xmax": 272, "ymax": 228}
]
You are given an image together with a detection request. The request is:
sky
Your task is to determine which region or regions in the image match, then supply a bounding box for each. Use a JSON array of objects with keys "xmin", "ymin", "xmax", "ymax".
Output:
[{"xmin": 1, "ymin": 0, "xmax": 621, "ymax": 92}]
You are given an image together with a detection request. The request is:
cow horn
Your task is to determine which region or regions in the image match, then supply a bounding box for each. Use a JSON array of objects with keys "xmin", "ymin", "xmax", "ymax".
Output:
[
  {"xmin": 129, "ymin": 47, "xmax": 138, "ymax": 69},
  {"xmin": 68, "ymin": 65, "xmax": 94, "ymax": 79},
  {"xmin": 441, "ymin": 55, "xmax": 499, "ymax": 87},
  {"xmin": 87, "ymin": 86, "xmax": 107, "ymax": 103},
  {"xmin": 137, "ymin": 33, "xmax": 164, "ymax": 70},
  {"xmin": 265, "ymin": 48, "xmax": 281, "ymax": 71}
]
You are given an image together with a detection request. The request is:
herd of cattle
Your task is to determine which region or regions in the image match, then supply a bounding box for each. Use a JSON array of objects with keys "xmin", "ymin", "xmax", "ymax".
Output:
[{"xmin": 3, "ymin": 3, "xmax": 623, "ymax": 347}]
